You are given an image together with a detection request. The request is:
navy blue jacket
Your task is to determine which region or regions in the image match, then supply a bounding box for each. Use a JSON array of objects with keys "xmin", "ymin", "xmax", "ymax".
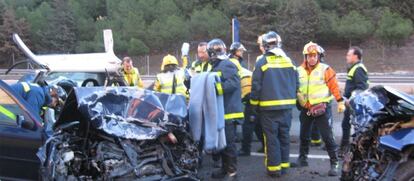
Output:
[
  {"xmin": 11, "ymin": 82, "xmax": 51, "ymax": 114},
  {"xmin": 344, "ymin": 62, "xmax": 369, "ymax": 98},
  {"xmin": 250, "ymin": 50, "xmax": 299, "ymax": 110},
  {"xmin": 211, "ymin": 58, "xmax": 244, "ymax": 120}
]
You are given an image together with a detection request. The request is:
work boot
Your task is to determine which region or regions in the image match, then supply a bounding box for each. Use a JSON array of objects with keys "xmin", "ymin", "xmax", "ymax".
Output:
[
  {"xmin": 211, "ymin": 169, "xmax": 237, "ymax": 179},
  {"xmin": 281, "ymin": 168, "xmax": 290, "ymax": 175},
  {"xmin": 267, "ymin": 170, "xmax": 281, "ymax": 178},
  {"xmin": 328, "ymin": 162, "xmax": 339, "ymax": 176},
  {"xmin": 292, "ymin": 156, "xmax": 308, "ymax": 167}
]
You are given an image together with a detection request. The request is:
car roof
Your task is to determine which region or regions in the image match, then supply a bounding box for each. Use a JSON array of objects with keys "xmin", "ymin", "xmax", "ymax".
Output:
[
  {"xmin": 13, "ymin": 30, "xmax": 121, "ymax": 73},
  {"xmin": 34, "ymin": 53, "xmax": 121, "ymax": 72}
]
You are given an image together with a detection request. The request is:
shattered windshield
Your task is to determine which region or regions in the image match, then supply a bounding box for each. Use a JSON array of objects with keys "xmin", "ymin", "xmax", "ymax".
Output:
[
  {"xmin": 68, "ymin": 87, "xmax": 187, "ymax": 140},
  {"xmin": 45, "ymin": 72, "xmax": 103, "ymax": 86}
]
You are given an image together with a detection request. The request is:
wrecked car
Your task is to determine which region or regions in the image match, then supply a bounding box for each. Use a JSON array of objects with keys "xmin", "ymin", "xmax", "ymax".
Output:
[
  {"xmin": 5, "ymin": 30, "xmax": 126, "ymax": 93},
  {"xmin": 38, "ymin": 87, "xmax": 199, "ymax": 180},
  {"xmin": 341, "ymin": 86, "xmax": 414, "ymax": 181}
]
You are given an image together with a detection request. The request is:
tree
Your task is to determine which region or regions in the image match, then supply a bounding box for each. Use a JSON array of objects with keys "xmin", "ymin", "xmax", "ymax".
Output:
[
  {"xmin": 375, "ymin": 8, "xmax": 413, "ymax": 46},
  {"xmin": 0, "ymin": 8, "xmax": 30, "ymax": 66},
  {"xmin": 275, "ymin": 0, "xmax": 321, "ymax": 48},
  {"xmin": 335, "ymin": 11, "xmax": 374, "ymax": 46},
  {"xmin": 38, "ymin": 0, "xmax": 77, "ymax": 53},
  {"xmin": 128, "ymin": 38, "xmax": 149, "ymax": 55},
  {"xmin": 190, "ymin": 6, "xmax": 229, "ymax": 40}
]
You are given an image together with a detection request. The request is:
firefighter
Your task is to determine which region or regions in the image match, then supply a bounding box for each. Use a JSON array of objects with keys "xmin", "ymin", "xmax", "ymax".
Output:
[
  {"xmin": 310, "ymin": 45, "xmax": 327, "ymax": 147},
  {"xmin": 238, "ymin": 39, "xmax": 265, "ymax": 156},
  {"xmin": 250, "ymin": 31, "xmax": 298, "ymax": 177},
  {"xmin": 153, "ymin": 54, "xmax": 188, "ymax": 97},
  {"xmin": 340, "ymin": 46, "xmax": 369, "ymax": 152},
  {"xmin": 10, "ymin": 82, "xmax": 60, "ymax": 116},
  {"xmin": 191, "ymin": 42, "xmax": 212, "ymax": 73},
  {"xmin": 207, "ymin": 39, "xmax": 243, "ymax": 179},
  {"xmin": 229, "ymin": 42, "xmax": 248, "ymax": 69},
  {"xmin": 295, "ymin": 42, "xmax": 346, "ymax": 176},
  {"xmin": 120, "ymin": 57, "xmax": 144, "ymax": 88}
]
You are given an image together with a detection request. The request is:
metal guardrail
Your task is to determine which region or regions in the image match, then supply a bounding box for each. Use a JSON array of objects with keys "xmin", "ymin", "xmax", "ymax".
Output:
[{"xmin": 1, "ymin": 69, "xmax": 414, "ymax": 84}]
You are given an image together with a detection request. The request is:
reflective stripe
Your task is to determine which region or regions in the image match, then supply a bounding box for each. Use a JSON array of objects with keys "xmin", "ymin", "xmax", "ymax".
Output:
[
  {"xmin": 264, "ymin": 133, "xmax": 268, "ymax": 167},
  {"xmin": 298, "ymin": 63, "xmax": 333, "ymax": 105},
  {"xmin": 217, "ymin": 71, "xmax": 222, "ymax": 77},
  {"xmin": 258, "ymin": 99, "xmax": 296, "ymax": 107},
  {"xmin": 0, "ymin": 105, "xmax": 16, "ymax": 121},
  {"xmin": 192, "ymin": 61, "xmax": 212, "ymax": 73},
  {"xmin": 267, "ymin": 165, "xmax": 282, "ymax": 171},
  {"xmin": 261, "ymin": 56, "xmax": 295, "ymax": 71},
  {"xmin": 216, "ymin": 83, "xmax": 224, "ymax": 95},
  {"xmin": 21, "ymin": 82, "xmax": 31, "ymax": 92},
  {"xmin": 156, "ymin": 69, "xmax": 187, "ymax": 96},
  {"xmin": 224, "ymin": 112, "xmax": 244, "ymax": 120},
  {"xmin": 347, "ymin": 63, "xmax": 368, "ymax": 80},
  {"xmin": 281, "ymin": 162, "xmax": 290, "ymax": 168},
  {"xmin": 311, "ymin": 139, "xmax": 322, "ymax": 144},
  {"xmin": 123, "ymin": 68, "xmax": 141, "ymax": 86},
  {"xmin": 250, "ymin": 99, "xmax": 259, "ymax": 105}
]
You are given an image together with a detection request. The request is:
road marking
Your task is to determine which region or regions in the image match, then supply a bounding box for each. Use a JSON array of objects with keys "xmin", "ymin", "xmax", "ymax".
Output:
[{"xmin": 251, "ymin": 152, "xmax": 330, "ymax": 159}]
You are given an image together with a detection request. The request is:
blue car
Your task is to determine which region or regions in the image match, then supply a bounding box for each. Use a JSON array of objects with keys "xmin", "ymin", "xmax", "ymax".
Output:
[{"xmin": 0, "ymin": 79, "xmax": 45, "ymax": 180}]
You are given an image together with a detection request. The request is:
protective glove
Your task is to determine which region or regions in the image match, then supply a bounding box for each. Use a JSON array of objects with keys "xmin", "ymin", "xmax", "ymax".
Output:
[
  {"xmin": 337, "ymin": 100, "xmax": 346, "ymax": 113},
  {"xmin": 297, "ymin": 92, "xmax": 306, "ymax": 107}
]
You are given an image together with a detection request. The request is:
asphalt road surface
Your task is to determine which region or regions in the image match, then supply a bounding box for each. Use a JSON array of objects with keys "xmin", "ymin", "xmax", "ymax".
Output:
[
  {"xmin": 198, "ymin": 142, "xmax": 340, "ymax": 181},
  {"xmin": 199, "ymin": 103, "xmax": 345, "ymax": 181}
]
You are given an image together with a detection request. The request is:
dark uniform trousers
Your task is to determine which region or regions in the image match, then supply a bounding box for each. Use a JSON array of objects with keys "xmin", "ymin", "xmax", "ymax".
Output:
[
  {"xmin": 260, "ymin": 109, "xmax": 292, "ymax": 169},
  {"xmin": 299, "ymin": 103, "xmax": 338, "ymax": 162},
  {"xmin": 341, "ymin": 108, "xmax": 352, "ymax": 146},
  {"xmin": 241, "ymin": 104, "xmax": 264, "ymax": 152},
  {"xmin": 220, "ymin": 120, "xmax": 238, "ymax": 172}
]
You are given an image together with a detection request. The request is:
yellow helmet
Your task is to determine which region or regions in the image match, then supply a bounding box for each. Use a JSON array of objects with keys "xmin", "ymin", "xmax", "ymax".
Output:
[
  {"xmin": 303, "ymin": 41, "xmax": 320, "ymax": 55},
  {"xmin": 161, "ymin": 54, "xmax": 178, "ymax": 71}
]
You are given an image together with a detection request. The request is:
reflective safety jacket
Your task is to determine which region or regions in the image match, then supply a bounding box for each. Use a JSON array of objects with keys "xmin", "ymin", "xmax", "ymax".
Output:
[
  {"xmin": 10, "ymin": 82, "xmax": 51, "ymax": 114},
  {"xmin": 191, "ymin": 60, "xmax": 212, "ymax": 73},
  {"xmin": 250, "ymin": 50, "xmax": 298, "ymax": 110},
  {"xmin": 229, "ymin": 56, "xmax": 252, "ymax": 99},
  {"xmin": 121, "ymin": 67, "xmax": 144, "ymax": 88},
  {"xmin": 344, "ymin": 61, "xmax": 369, "ymax": 98},
  {"xmin": 297, "ymin": 62, "xmax": 343, "ymax": 108},
  {"xmin": 211, "ymin": 58, "xmax": 244, "ymax": 120},
  {"xmin": 154, "ymin": 69, "xmax": 188, "ymax": 97}
]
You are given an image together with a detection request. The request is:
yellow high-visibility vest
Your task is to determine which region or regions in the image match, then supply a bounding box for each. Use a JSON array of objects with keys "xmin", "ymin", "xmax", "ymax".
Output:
[
  {"xmin": 154, "ymin": 69, "xmax": 187, "ymax": 96},
  {"xmin": 122, "ymin": 68, "xmax": 144, "ymax": 88},
  {"xmin": 347, "ymin": 63, "xmax": 368, "ymax": 82},
  {"xmin": 297, "ymin": 63, "xmax": 333, "ymax": 105}
]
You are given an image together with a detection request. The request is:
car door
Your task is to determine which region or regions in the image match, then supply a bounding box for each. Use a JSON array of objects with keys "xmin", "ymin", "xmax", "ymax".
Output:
[{"xmin": 0, "ymin": 80, "xmax": 43, "ymax": 180}]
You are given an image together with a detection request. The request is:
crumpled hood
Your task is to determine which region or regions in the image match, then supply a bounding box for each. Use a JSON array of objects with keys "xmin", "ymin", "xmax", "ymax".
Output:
[{"xmin": 55, "ymin": 87, "xmax": 188, "ymax": 140}]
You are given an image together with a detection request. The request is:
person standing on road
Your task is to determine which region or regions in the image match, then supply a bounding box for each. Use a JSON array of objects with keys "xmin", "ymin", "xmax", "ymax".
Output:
[
  {"xmin": 229, "ymin": 42, "xmax": 248, "ymax": 69},
  {"xmin": 208, "ymin": 39, "xmax": 243, "ymax": 179},
  {"xmin": 120, "ymin": 57, "xmax": 144, "ymax": 88},
  {"xmin": 340, "ymin": 46, "xmax": 369, "ymax": 152},
  {"xmin": 153, "ymin": 54, "xmax": 188, "ymax": 97},
  {"xmin": 295, "ymin": 42, "xmax": 346, "ymax": 176},
  {"xmin": 238, "ymin": 38, "xmax": 265, "ymax": 156},
  {"xmin": 250, "ymin": 31, "xmax": 298, "ymax": 178}
]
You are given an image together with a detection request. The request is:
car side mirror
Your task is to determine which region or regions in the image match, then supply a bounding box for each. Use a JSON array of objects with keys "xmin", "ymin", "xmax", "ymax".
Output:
[{"xmin": 16, "ymin": 114, "xmax": 36, "ymax": 131}]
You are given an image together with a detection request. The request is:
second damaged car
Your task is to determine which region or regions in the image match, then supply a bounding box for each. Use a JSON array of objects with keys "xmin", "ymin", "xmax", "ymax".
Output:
[{"xmin": 38, "ymin": 87, "xmax": 199, "ymax": 180}]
